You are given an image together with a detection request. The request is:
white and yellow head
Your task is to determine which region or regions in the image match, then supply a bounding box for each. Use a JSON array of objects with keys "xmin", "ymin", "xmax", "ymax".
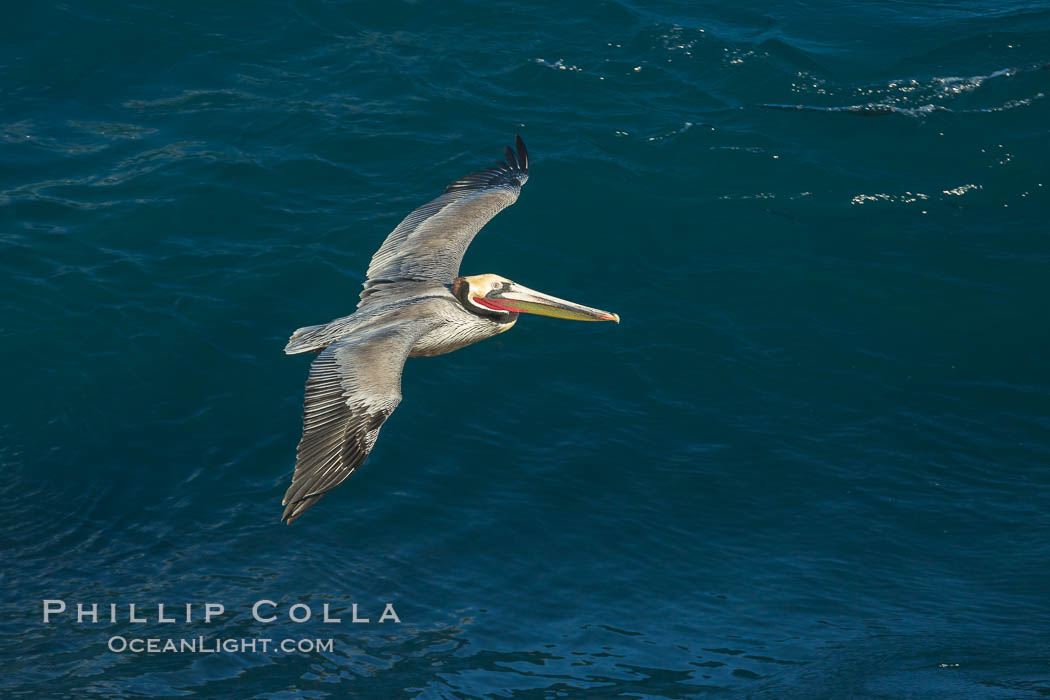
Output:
[{"xmin": 452, "ymin": 274, "xmax": 619, "ymax": 324}]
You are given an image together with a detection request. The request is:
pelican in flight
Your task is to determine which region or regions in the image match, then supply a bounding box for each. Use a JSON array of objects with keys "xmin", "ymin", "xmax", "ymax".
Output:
[{"xmin": 281, "ymin": 136, "xmax": 618, "ymax": 523}]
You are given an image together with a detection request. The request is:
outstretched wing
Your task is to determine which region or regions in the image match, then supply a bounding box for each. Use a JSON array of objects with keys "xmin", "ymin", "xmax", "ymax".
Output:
[
  {"xmin": 281, "ymin": 319, "xmax": 437, "ymax": 523},
  {"xmin": 361, "ymin": 135, "xmax": 529, "ymax": 294}
]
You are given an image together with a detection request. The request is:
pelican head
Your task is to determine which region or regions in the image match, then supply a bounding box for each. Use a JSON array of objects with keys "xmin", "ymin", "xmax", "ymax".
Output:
[{"xmin": 453, "ymin": 274, "xmax": 619, "ymax": 323}]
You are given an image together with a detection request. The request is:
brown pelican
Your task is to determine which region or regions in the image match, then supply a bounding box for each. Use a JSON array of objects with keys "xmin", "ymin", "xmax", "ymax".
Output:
[{"xmin": 281, "ymin": 136, "xmax": 618, "ymax": 523}]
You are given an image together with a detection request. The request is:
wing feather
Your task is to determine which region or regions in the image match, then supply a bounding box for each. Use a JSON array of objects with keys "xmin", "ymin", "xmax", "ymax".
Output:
[
  {"xmin": 281, "ymin": 319, "xmax": 437, "ymax": 523},
  {"xmin": 361, "ymin": 135, "xmax": 529, "ymax": 294}
]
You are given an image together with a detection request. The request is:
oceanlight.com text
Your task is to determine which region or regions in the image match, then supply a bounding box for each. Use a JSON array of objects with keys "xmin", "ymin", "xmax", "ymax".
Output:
[{"xmin": 107, "ymin": 636, "xmax": 335, "ymax": 654}]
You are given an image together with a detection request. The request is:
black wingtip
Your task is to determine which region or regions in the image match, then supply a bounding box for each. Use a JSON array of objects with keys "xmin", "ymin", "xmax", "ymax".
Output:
[
  {"xmin": 442, "ymin": 135, "xmax": 530, "ymax": 193},
  {"xmin": 281, "ymin": 494, "xmax": 321, "ymax": 524},
  {"xmin": 514, "ymin": 134, "xmax": 528, "ymax": 172}
]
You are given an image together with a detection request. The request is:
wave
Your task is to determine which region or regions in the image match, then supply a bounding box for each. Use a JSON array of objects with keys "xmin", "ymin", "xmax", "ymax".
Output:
[{"xmin": 760, "ymin": 62, "xmax": 1048, "ymax": 117}]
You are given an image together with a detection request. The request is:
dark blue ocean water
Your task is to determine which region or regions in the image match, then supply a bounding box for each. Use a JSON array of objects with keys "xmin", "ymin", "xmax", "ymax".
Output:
[{"xmin": 2, "ymin": 1, "xmax": 1049, "ymax": 697}]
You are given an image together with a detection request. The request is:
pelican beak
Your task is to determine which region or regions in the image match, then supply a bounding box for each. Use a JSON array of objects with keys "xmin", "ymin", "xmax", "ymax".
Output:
[{"xmin": 484, "ymin": 282, "xmax": 620, "ymax": 323}]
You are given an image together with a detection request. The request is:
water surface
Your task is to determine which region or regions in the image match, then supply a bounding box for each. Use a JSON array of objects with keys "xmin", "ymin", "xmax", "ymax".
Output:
[{"xmin": 2, "ymin": 0, "xmax": 1049, "ymax": 697}]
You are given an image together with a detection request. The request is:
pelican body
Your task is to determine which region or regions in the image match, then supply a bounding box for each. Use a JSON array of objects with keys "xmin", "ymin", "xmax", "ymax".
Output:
[{"xmin": 281, "ymin": 136, "xmax": 618, "ymax": 523}]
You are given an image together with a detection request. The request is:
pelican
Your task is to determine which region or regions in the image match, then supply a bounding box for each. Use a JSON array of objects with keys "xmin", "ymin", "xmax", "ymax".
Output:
[{"xmin": 281, "ymin": 136, "xmax": 618, "ymax": 523}]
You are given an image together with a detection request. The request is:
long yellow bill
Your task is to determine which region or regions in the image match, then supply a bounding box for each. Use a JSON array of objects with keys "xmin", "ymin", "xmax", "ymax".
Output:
[{"xmin": 479, "ymin": 282, "xmax": 620, "ymax": 322}]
